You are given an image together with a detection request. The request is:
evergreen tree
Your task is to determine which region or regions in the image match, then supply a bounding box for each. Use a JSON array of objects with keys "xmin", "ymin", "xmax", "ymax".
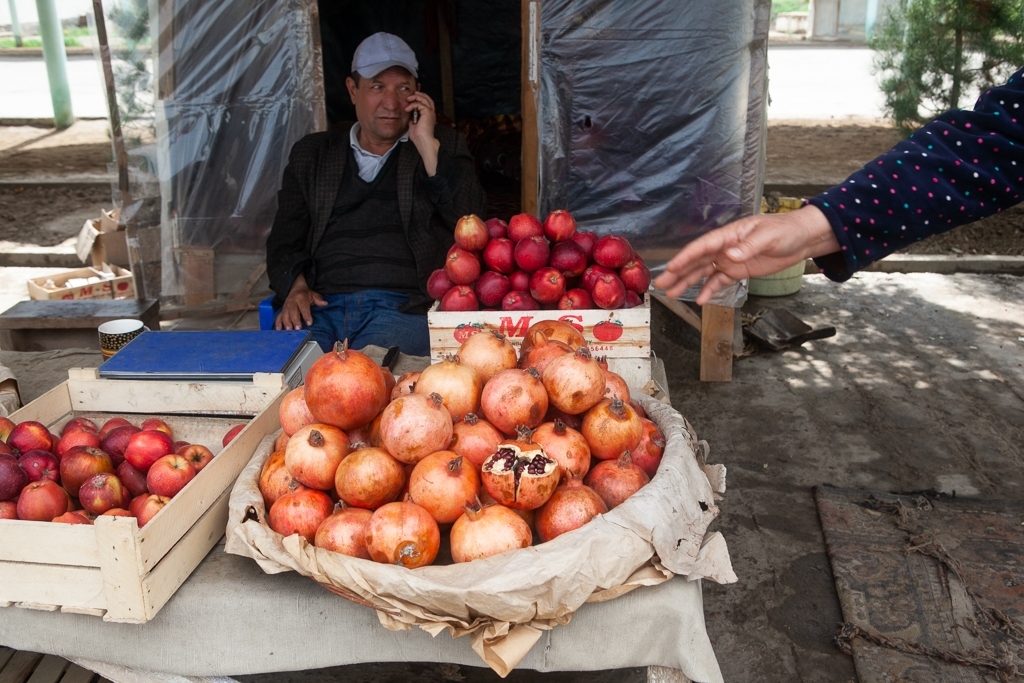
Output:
[{"xmin": 869, "ymin": 0, "xmax": 1024, "ymax": 131}]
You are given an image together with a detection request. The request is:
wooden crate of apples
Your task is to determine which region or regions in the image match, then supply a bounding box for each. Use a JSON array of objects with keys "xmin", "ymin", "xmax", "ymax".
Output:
[{"xmin": 262, "ymin": 318, "xmax": 664, "ymax": 567}]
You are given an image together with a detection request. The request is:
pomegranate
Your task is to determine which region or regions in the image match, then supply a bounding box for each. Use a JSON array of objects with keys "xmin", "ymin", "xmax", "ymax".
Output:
[
  {"xmin": 557, "ymin": 288, "xmax": 594, "ymax": 310},
  {"xmin": 481, "ymin": 433, "xmax": 560, "ymax": 510},
  {"xmin": 259, "ymin": 450, "xmax": 307, "ymax": 508},
  {"xmin": 450, "ymin": 497, "xmax": 532, "ymax": 563},
  {"xmin": 544, "ymin": 404, "xmax": 582, "ymax": 431},
  {"xmin": 603, "ymin": 370, "xmax": 632, "ymax": 403},
  {"xmin": 304, "ymin": 340, "xmax": 388, "ymax": 430},
  {"xmin": 364, "ymin": 500, "xmax": 440, "ymax": 568},
  {"xmin": 379, "ymin": 393, "xmax": 453, "ymax": 464},
  {"xmin": 268, "ymin": 488, "xmax": 335, "ymax": 543},
  {"xmin": 501, "ymin": 291, "xmax": 538, "ymax": 311},
  {"xmin": 445, "ymin": 246, "xmax": 481, "ymax": 285},
  {"xmin": 379, "ymin": 367, "xmax": 397, "ymax": 398},
  {"xmin": 582, "ymin": 264, "xmax": 616, "ymax": 292},
  {"xmin": 474, "ymin": 271, "xmax": 511, "ymax": 308},
  {"xmin": 485, "ymin": 217, "xmax": 509, "ymax": 239},
  {"xmin": 333, "ymin": 446, "xmax": 406, "ymax": 509},
  {"xmin": 427, "ymin": 268, "xmax": 456, "ymax": 300},
  {"xmin": 529, "ymin": 267, "xmax": 566, "ymax": 304},
  {"xmin": 542, "ymin": 346, "xmax": 606, "ymax": 415},
  {"xmin": 454, "ymin": 214, "xmax": 489, "ymax": 251},
  {"xmin": 408, "ymin": 451, "xmax": 480, "ymax": 523},
  {"xmin": 520, "ymin": 319, "xmax": 586, "ymax": 352},
  {"xmin": 314, "ymin": 506, "xmax": 373, "ymax": 558},
  {"xmin": 619, "ymin": 258, "xmax": 652, "ymax": 294},
  {"xmin": 508, "ymin": 269, "xmax": 531, "ymax": 292},
  {"xmin": 480, "ymin": 368, "xmax": 549, "ymax": 435},
  {"xmin": 391, "ymin": 371, "xmax": 420, "ymax": 399},
  {"xmin": 440, "ymin": 285, "xmax": 479, "ymax": 311},
  {"xmin": 480, "ymin": 489, "xmax": 535, "ymax": 527},
  {"xmin": 457, "ymin": 330, "xmax": 518, "ymax": 384},
  {"xmin": 592, "ymin": 234, "xmax": 634, "ymax": 269},
  {"xmin": 285, "ymin": 424, "xmax": 351, "ymax": 490},
  {"xmin": 590, "ymin": 273, "xmax": 627, "ymax": 310},
  {"xmin": 531, "ymin": 419, "xmax": 591, "ymax": 479},
  {"xmin": 507, "ymin": 213, "xmax": 544, "ymax": 242},
  {"xmin": 630, "ymin": 400, "xmax": 647, "ymax": 420},
  {"xmin": 517, "ymin": 331, "xmax": 573, "ymax": 376},
  {"xmin": 513, "ymin": 235, "xmax": 550, "ymax": 272},
  {"xmin": 414, "ymin": 356, "xmax": 482, "ymax": 419},
  {"xmin": 581, "ymin": 398, "xmax": 643, "ymax": 460},
  {"xmin": 535, "ymin": 475, "xmax": 608, "ymax": 542},
  {"xmin": 549, "ymin": 240, "xmax": 587, "ymax": 278},
  {"xmin": 584, "ymin": 451, "xmax": 650, "ymax": 509},
  {"xmin": 279, "ymin": 386, "xmax": 317, "ymax": 436},
  {"xmin": 482, "ymin": 237, "xmax": 515, "ymax": 274},
  {"xmin": 542, "ymin": 209, "xmax": 577, "ymax": 243},
  {"xmin": 0, "ymin": 454, "xmax": 28, "ymax": 501},
  {"xmin": 631, "ymin": 418, "xmax": 666, "ymax": 478},
  {"xmin": 570, "ymin": 231, "xmax": 597, "ymax": 259},
  {"xmin": 450, "ymin": 413, "xmax": 504, "ymax": 469}
]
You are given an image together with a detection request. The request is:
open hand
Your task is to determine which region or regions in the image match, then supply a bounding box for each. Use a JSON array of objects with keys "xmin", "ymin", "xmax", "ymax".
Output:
[{"xmin": 274, "ymin": 274, "xmax": 327, "ymax": 330}]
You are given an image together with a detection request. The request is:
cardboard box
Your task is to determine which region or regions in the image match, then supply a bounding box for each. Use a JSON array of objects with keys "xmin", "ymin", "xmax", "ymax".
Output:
[
  {"xmin": 91, "ymin": 231, "xmax": 131, "ymax": 269},
  {"xmin": 27, "ymin": 265, "xmax": 135, "ymax": 301},
  {"xmin": 0, "ymin": 368, "xmax": 287, "ymax": 623},
  {"xmin": 428, "ymin": 295, "xmax": 652, "ymax": 388}
]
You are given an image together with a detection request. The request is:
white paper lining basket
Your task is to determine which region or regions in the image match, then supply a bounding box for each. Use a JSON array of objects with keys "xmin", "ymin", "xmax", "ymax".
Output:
[{"xmin": 225, "ymin": 394, "xmax": 735, "ymax": 675}]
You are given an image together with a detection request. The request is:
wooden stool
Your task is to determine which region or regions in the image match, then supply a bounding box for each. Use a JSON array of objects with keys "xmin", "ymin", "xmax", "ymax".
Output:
[{"xmin": 0, "ymin": 300, "xmax": 160, "ymax": 352}]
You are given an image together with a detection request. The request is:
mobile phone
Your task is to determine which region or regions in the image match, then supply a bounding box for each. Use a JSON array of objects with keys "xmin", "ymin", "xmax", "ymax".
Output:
[{"xmin": 411, "ymin": 108, "xmax": 420, "ymax": 124}]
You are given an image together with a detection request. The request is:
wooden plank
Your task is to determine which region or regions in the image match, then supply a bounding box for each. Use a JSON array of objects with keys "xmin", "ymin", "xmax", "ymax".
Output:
[
  {"xmin": 700, "ymin": 304, "xmax": 734, "ymax": 382},
  {"xmin": 14, "ymin": 604, "xmax": 59, "ymax": 611},
  {"xmin": 0, "ymin": 522, "xmax": 99, "ymax": 567},
  {"xmin": 26, "ymin": 655, "xmax": 70, "ymax": 683},
  {"xmin": 94, "ymin": 516, "xmax": 146, "ymax": 624},
  {"xmin": 58, "ymin": 664, "xmax": 96, "ymax": 683},
  {"xmin": 0, "ymin": 562, "xmax": 105, "ymax": 610},
  {"xmin": 65, "ymin": 379, "xmax": 282, "ymax": 416},
  {"xmin": 0, "ymin": 651, "xmax": 43, "ymax": 683},
  {"xmin": 437, "ymin": 3, "xmax": 455, "ymax": 121},
  {"xmin": 652, "ymin": 292, "xmax": 702, "ymax": 333},
  {"xmin": 8, "ymin": 382, "xmax": 72, "ymax": 426},
  {"xmin": 0, "ymin": 649, "xmax": 16, "ymax": 671},
  {"xmin": 0, "ymin": 301, "xmax": 158, "ymax": 329},
  {"xmin": 60, "ymin": 606, "xmax": 106, "ymax": 617},
  {"xmin": 520, "ymin": 0, "xmax": 539, "ymax": 214}
]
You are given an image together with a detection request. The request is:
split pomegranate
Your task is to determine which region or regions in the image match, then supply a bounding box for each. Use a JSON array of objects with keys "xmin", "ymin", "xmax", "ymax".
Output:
[
  {"xmin": 279, "ymin": 386, "xmax": 317, "ymax": 437},
  {"xmin": 314, "ymin": 506, "xmax": 373, "ymax": 559},
  {"xmin": 582, "ymin": 397, "xmax": 643, "ymax": 460},
  {"xmin": 379, "ymin": 393, "xmax": 454, "ymax": 464},
  {"xmin": 391, "ymin": 371, "xmax": 420, "ymax": 399},
  {"xmin": 535, "ymin": 475, "xmax": 608, "ymax": 542},
  {"xmin": 529, "ymin": 267, "xmax": 566, "ymax": 304},
  {"xmin": 501, "ymin": 291, "xmax": 538, "ymax": 311},
  {"xmin": 482, "ymin": 238, "xmax": 516, "ymax": 274},
  {"xmin": 542, "ymin": 209, "xmax": 577, "ymax": 243},
  {"xmin": 479, "ymin": 368, "xmax": 549, "ymax": 435},
  {"xmin": 450, "ymin": 413, "xmax": 504, "ymax": 469},
  {"xmin": 631, "ymin": 418, "xmax": 666, "ymax": 478},
  {"xmin": 450, "ymin": 497, "xmax": 532, "ymax": 563},
  {"xmin": 542, "ymin": 346, "xmax": 607, "ymax": 415},
  {"xmin": 408, "ymin": 451, "xmax": 481, "ymax": 524},
  {"xmin": 457, "ymin": 330, "xmax": 518, "ymax": 384},
  {"xmin": 304, "ymin": 340, "xmax": 389, "ymax": 430},
  {"xmin": 481, "ymin": 432, "xmax": 560, "ymax": 510},
  {"xmin": 485, "ymin": 217, "xmax": 509, "ymax": 239},
  {"xmin": 414, "ymin": 355, "xmax": 483, "ymax": 419},
  {"xmin": 584, "ymin": 451, "xmax": 650, "ymax": 509},
  {"xmin": 284, "ymin": 424, "xmax": 351, "ymax": 490},
  {"xmin": 333, "ymin": 446, "xmax": 406, "ymax": 509},
  {"xmin": 513, "ymin": 235, "xmax": 550, "ymax": 273},
  {"xmin": 531, "ymin": 419, "xmax": 591, "ymax": 479},
  {"xmin": 454, "ymin": 214, "xmax": 489, "ymax": 252},
  {"xmin": 440, "ymin": 285, "xmax": 479, "ymax": 311},
  {"xmin": 507, "ymin": 213, "xmax": 544, "ymax": 243},
  {"xmin": 592, "ymin": 234, "xmax": 634, "ymax": 269},
  {"xmin": 520, "ymin": 319, "xmax": 586, "ymax": 353},
  {"xmin": 364, "ymin": 500, "xmax": 440, "ymax": 568},
  {"xmin": 475, "ymin": 271, "xmax": 512, "ymax": 308},
  {"xmin": 517, "ymin": 331, "xmax": 573, "ymax": 376},
  {"xmin": 268, "ymin": 488, "xmax": 335, "ymax": 543}
]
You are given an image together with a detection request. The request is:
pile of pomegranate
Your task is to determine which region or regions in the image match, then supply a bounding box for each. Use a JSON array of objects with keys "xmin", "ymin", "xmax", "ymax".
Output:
[
  {"xmin": 0, "ymin": 415, "xmax": 246, "ymax": 526},
  {"xmin": 263, "ymin": 325, "xmax": 666, "ymax": 569},
  {"xmin": 429, "ymin": 211, "xmax": 651, "ymax": 312}
]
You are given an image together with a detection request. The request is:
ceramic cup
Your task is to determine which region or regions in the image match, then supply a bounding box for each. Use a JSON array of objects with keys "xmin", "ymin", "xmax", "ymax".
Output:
[{"xmin": 98, "ymin": 319, "xmax": 147, "ymax": 357}]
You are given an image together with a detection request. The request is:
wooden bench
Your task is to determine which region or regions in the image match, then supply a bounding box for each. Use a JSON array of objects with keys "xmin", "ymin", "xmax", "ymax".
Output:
[
  {"xmin": 0, "ymin": 648, "xmax": 109, "ymax": 683},
  {"xmin": 0, "ymin": 300, "xmax": 160, "ymax": 352}
]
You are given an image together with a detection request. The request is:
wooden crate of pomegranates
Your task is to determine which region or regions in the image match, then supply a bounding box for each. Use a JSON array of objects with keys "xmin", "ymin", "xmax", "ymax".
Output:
[
  {"xmin": 426, "ymin": 213, "xmax": 653, "ymax": 389},
  {"xmin": 0, "ymin": 368, "xmax": 286, "ymax": 623}
]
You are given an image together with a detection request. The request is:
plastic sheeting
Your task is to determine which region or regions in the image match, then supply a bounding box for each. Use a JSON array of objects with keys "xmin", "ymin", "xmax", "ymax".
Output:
[{"xmin": 536, "ymin": 0, "xmax": 770, "ymax": 268}]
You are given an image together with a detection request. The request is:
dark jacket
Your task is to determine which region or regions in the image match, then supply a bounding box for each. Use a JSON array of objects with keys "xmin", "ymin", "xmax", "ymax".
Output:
[{"xmin": 266, "ymin": 123, "xmax": 486, "ymax": 308}]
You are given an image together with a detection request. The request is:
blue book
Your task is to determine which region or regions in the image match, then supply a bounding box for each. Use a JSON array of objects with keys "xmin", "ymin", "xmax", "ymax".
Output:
[{"xmin": 98, "ymin": 330, "xmax": 312, "ymax": 380}]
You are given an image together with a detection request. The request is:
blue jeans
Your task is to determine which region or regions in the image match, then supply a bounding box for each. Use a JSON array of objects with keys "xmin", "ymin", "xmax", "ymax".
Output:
[{"xmin": 299, "ymin": 290, "xmax": 430, "ymax": 357}]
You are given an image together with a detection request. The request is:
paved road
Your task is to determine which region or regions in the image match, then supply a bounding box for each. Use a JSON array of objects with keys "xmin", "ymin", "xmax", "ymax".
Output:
[{"xmin": 0, "ymin": 45, "xmax": 888, "ymax": 122}]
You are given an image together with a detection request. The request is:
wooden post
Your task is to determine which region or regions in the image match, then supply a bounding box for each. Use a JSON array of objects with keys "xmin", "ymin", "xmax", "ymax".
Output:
[
  {"xmin": 437, "ymin": 2, "xmax": 456, "ymax": 121},
  {"xmin": 520, "ymin": 0, "xmax": 540, "ymax": 215},
  {"xmin": 700, "ymin": 304, "xmax": 734, "ymax": 382}
]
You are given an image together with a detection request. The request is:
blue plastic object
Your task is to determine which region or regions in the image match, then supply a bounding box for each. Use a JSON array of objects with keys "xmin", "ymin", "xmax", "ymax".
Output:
[{"xmin": 259, "ymin": 296, "xmax": 276, "ymax": 331}]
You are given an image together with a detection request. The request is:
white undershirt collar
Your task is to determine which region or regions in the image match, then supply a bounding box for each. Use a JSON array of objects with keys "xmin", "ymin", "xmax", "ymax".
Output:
[{"xmin": 349, "ymin": 122, "xmax": 409, "ymax": 182}]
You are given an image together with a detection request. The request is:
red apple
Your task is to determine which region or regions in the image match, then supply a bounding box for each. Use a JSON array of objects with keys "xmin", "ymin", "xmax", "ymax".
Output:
[
  {"xmin": 140, "ymin": 418, "xmax": 173, "ymax": 439},
  {"xmin": 482, "ymin": 237, "xmax": 516, "ymax": 274},
  {"xmin": 582, "ymin": 264, "xmax": 616, "ymax": 291},
  {"xmin": 16, "ymin": 480, "xmax": 72, "ymax": 521},
  {"xmin": 8, "ymin": 421, "xmax": 55, "ymax": 455},
  {"xmin": 146, "ymin": 455, "xmax": 196, "ymax": 498},
  {"xmin": 56, "ymin": 429, "xmax": 102, "ymax": 460},
  {"xmin": 591, "ymin": 234, "xmax": 634, "ymax": 269},
  {"xmin": 99, "ymin": 417, "xmax": 134, "ymax": 440},
  {"xmin": 135, "ymin": 494, "xmax": 171, "ymax": 527},
  {"xmin": 549, "ymin": 240, "xmax": 588, "ymax": 278},
  {"xmin": 116, "ymin": 460, "xmax": 149, "ymax": 498},
  {"xmin": 0, "ymin": 416, "xmax": 15, "ymax": 442},
  {"xmin": 128, "ymin": 493, "xmax": 149, "ymax": 517},
  {"xmin": 0, "ymin": 454, "xmax": 28, "ymax": 501},
  {"xmin": 222, "ymin": 424, "xmax": 246, "ymax": 447},
  {"xmin": 557, "ymin": 288, "xmax": 594, "ymax": 310},
  {"xmin": 18, "ymin": 450, "xmax": 60, "ymax": 484},
  {"xmin": 59, "ymin": 447, "xmax": 114, "ymax": 497},
  {"xmin": 78, "ymin": 473, "xmax": 130, "ymax": 515},
  {"xmin": 501, "ymin": 291, "xmax": 538, "ymax": 310},
  {"xmin": 543, "ymin": 209, "xmax": 577, "ymax": 242},
  {"xmin": 570, "ymin": 231, "xmax": 597, "ymax": 259},
  {"xmin": 0, "ymin": 500, "xmax": 16, "ymax": 519},
  {"xmin": 619, "ymin": 258, "xmax": 652, "ymax": 294},
  {"xmin": 124, "ymin": 430, "xmax": 175, "ymax": 472},
  {"xmin": 508, "ymin": 213, "xmax": 544, "ymax": 242},
  {"xmin": 100, "ymin": 508, "xmax": 133, "ymax": 518},
  {"xmin": 53, "ymin": 510, "xmax": 93, "ymax": 524},
  {"xmin": 529, "ymin": 267, "xmax": 567, "ymax": 304},
  {"xmin": 0, "ymin": 441, "xmax": 12, "ymax": 457},
  {"xmin": 513, "ymin": 235, "xmax": 551, "ymax": 273},
  {"xmin": 485, "ymin": 217, "xmax": 508, "ymax": 239},
  {"xmin": 426, "ymin": 268, "xmax": 456, "ymax": 300},
  {"xmin": 508, "ymin": 269, "xmax": 531, "ymax": 292},
  {"xmin": 61, "ymin": 417, "xmax": 98, "ymax": 436},
  {"xmin": 100, "ymin": 424, "xmax": 141, "ymax": 466},
  {"xmin": 474, "ymin": 271, "xmax": 512, "ymax": 308},
  {"xmin": 453, "ymin": 214, "xmax": 489, "ymax": 252},
  {"xmin": 590, "ymin": 273, "xmax": 627, "ymax": 310},
  {"xmin": 178, "ymin": 444, "xmax": 215, "ymax": 472},
  {"xmin": 444, "ymin": 246, "xmax": 481, "ymax": 285},
  {"xmin": 439, "ymin": 285, "xmax": 478, "ymax": 311}
]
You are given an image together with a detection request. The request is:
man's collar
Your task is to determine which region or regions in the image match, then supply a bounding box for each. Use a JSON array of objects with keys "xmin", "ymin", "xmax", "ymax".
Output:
[{"xmin": 349, "ymin": 122, "xmax": 409, "ymax": 157}]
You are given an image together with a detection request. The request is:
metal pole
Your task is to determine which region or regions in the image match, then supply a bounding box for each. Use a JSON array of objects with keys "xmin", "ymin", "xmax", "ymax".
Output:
[
  {"xmin": 8, "ymin": 0, "xmax": 22, "ymax": 47},
  {"xmin": 34, "ymin": 0, "xmax": 74, "ymax": 128}
]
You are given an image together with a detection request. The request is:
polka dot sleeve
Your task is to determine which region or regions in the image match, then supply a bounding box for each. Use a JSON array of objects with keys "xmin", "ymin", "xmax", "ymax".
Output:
[{"xmin": 807, "ymin": 65, "xmax": 1024, "ymax": 282}]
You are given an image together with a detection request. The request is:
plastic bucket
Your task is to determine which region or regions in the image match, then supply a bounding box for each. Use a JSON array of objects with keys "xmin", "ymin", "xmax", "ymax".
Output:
[{"xmin": 748, "ymin": 261, "xmax": 806, "ymax": 297}]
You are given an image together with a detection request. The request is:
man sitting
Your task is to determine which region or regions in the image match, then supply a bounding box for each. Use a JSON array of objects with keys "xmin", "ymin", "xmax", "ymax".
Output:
[{"xmin": 267, "ymin": 32, "xmax": 486, "ymax": 355}]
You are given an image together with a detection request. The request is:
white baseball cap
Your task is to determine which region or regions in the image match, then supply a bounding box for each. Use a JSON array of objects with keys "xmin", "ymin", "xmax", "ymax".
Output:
[{"xmin": 352, "ymin": 32, "xmax": 419, "ymax": 79}]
